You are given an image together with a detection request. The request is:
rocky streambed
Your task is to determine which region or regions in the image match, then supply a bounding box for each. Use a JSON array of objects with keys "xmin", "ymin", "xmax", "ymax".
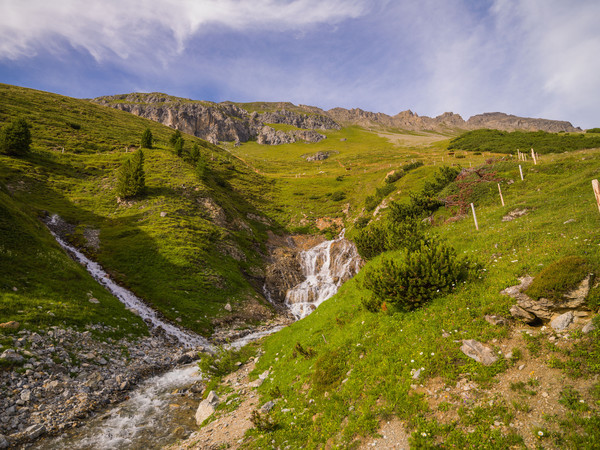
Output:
[{"xmin": 0, "ymin": 324, "xmax": 200, "ymax": 448}]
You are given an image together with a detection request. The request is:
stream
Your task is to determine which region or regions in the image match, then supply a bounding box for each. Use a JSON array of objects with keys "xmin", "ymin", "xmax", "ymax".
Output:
[{"xmin": 39, "ymin": 219, "xmax": 360, "ymax": 449}]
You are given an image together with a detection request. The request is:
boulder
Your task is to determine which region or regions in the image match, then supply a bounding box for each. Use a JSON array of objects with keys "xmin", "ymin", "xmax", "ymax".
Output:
[
  {"xmin": 195, "ymin": 391, "xmax": 220, "ymax": 425},
  {"xmin": 550, "ymin": 311, "xmax": 574, "ymax": 331},
  {"xmin": 460, "ymin": 339, "xmax": 498, "ymax": 366},
  {"xmin": 24, "ymin": 424, "xmax": 45, "ymax": 439}
]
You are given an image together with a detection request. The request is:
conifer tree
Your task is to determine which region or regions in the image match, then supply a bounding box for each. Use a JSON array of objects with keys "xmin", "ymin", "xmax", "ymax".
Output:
[
  {"xmin": 169, "ymin": 129, "xmax": 182, "ymax": 146},
  {"xmin": 174, "ymin": 137, "xmax": 184, "ymax": 157},
  {"xmin": 0, "ymin": 118, "xmax": 32, "ymax": 156},
  {"xmin": 116, "ymin": 149, "xmax": 146, "ymax": 199},
  {"xmin": 140, "ymin": 128, "xmax": 153, "ymax": 148}
]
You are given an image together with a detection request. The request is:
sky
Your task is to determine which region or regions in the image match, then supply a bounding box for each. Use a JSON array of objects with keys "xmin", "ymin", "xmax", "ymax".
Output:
[{"xmin": 1, "ymin": 0, "xmax": 599, "ymax": 128}]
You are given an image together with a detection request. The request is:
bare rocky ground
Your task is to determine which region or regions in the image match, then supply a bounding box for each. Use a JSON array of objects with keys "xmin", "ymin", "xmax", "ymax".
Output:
[{"xmin": 168, "ymin": 359, "xmax": 263, "ymax": 450}]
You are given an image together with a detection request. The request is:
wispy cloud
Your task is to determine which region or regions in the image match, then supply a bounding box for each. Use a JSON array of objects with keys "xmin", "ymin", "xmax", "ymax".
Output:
[{"xmin": 0, "ymin": 0, "xmax": 369, "ymax": 61}]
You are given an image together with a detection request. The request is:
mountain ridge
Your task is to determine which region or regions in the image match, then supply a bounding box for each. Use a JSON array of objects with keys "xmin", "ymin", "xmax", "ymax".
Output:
[{"xmin": 93, "ymin": 93, "xmax": 581, "ymax": 144}]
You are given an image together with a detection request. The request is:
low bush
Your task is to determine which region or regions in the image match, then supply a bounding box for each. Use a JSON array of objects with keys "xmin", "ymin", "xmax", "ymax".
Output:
[
  {"xmin": 363, "ymin": 240, "xmax": 480, "ymax": 311},
  {"xmin": 312, "ymin": 349, "xmax": 347, "ymax": 391},
  {"xmin": 331, "ymin": 191, "xmax": 346, "ymax": 202}
]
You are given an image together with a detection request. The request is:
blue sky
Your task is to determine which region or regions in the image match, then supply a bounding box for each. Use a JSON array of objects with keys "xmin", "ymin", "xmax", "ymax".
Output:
[{"xmin": 1, "ymin": 0, "xmax": 599, "ymax": 128}]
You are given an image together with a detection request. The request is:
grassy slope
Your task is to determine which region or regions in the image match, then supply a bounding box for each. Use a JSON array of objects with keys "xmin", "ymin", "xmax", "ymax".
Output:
[
  {"xmin": 0, "ymin": 84, "xmax": 279, "ymax": 337},
  {"xmin": 245, "ymin": 148, "xmax": 600, "ymax": 448}
]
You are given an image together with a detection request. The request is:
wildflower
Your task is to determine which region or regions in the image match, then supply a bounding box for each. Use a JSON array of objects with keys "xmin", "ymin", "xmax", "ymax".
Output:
[
  {"xmin": 538, "ymin": 431, "xmax": 544, "ymax": 437},
  {"xmin": 431, "ymin": 353, "xmax": 435, "ymax": 356},
  {"xmin": 421, "ymin": 432, "xmax": 427, "ymax": 437}
]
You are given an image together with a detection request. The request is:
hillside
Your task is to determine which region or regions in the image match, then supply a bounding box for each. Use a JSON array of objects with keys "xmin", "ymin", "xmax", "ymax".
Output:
[
  {"xmin": 176, "ymin": 139, "xmax": 600, "ymax": 448},
  {"xmin": 0, "ymin": 84, "xmax": 281, "ymax": 337}
]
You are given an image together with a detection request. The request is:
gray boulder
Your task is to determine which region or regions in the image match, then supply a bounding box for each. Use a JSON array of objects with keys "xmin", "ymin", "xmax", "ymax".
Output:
[
  {"xmin": 0, "ymin": 349, "xmax": 24, "ymax": 364},
  {"xmin": 460, "ymin": 339, "xmax": 498, "ymax": 366},
  {"xmin": 550, "ymin": 311, "xmax": 574, "ymax": 331},
  {"xmin": 582, "ymin": 320, "xmax": 597, "ymax": 334},
  {"xmin": 0, "ymin": 434, "xmax": 9, "ymax": 449},
  {"xmin": 195, "ymin": 391, "xmax": 220, "ymax": 425}
]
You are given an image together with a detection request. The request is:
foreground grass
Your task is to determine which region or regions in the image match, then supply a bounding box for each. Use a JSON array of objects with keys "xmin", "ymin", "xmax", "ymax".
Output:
[{"xmin": 246, "ymin": 148, "xmax": 600, "ymax": 448}]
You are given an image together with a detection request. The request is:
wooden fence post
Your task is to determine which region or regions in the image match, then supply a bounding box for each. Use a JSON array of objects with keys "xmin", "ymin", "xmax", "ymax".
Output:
[
  {"xmin": 519, "ymin": 165, "xmax": 524, "ymax": 181},
  {"xmin": 593, "ymin": 179, "xmax": 600, "ymax": 213},
  {"xmin": 471, "ymin": 203, "xmax": 479, "ymax": 230},
  {"xmin": 498, "ymin": 183, "xmax": 505, "ymax": 206},
  {"xmin": 531, "ymin": 148, "xmax": 537, "ymax": 165}
]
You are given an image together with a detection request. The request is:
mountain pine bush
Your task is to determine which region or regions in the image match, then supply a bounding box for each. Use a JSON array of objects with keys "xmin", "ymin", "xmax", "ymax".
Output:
[
  {"xmin": 0, "ymin": 118, "xmax": 31, "ymax": 156},
  {"xmin": 362, "ymin": 239, "xmax": 479, "ymax": 312}
]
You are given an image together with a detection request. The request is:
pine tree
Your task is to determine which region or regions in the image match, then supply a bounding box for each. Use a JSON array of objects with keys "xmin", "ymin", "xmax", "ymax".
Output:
[
  {"xmin": 190, "ymin": 143, "xmax": 200, "ymax": 163},
  {"xmin": 116, "ymin": 149, "xmax": 146, "ymax": 199},
  {"xmin": 169, "ymin": 129, "xmax": 182, "ymax": 146},
  {"xmin": 0, "ymin": 118, "xmax": 32, "ymax": 156},
  {"xmin": 141, "ymin": 128, "xmax": 153, "ymax": 148},
  {"xmin": 130, "ymin": 149, "xmax": 146, "ymax": 196},
  {"xmin": 174, "ymin": 137, "xmax": 184, "ymax": 157}
]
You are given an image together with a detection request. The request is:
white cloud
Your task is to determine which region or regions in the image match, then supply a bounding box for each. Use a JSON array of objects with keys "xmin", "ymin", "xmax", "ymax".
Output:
[{"xmin": 0, "ymin": 0, "xmax": 369, "ymax": 61}]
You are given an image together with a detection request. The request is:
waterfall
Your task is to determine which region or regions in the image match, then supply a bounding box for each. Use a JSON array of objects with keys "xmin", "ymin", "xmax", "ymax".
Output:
[
  {"xmin": 285, "ymin": 231, "xmax": 362, "ymax": 319},
  {"xmin": 46, "ymin": 214, "xmax": 212, "ymax": 350}
]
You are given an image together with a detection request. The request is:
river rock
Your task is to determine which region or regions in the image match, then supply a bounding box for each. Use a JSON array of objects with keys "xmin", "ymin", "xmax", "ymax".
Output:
[
  {"xmin": 195, "ymin": 391, "xmax": 220, "ymax": 425},
  {"xmin": 24, "ymin": 424, "xmax": 45, "ymax": 439},
  {"xmin": 550, "ymin": 311, "xmax": 574, "ymax": 331},
  {"xmin": 0, "ymin": 349, "xmax": 24, "ymax": 364},
  {"xmin": 0, "ymin": 434, "xmax": 8, "ymax": 449},
  {"xmin": 460, "ymin": 339, "xmax": 498, "ymax": 366}
]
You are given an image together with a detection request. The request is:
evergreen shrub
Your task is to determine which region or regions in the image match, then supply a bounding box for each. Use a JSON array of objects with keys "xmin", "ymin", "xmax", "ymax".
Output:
[
  {"xmin": 363, "ymin": 240, "xmax": 479, "ymax": 311},
  {"xmin": 0, "ymin": 118, "xmax": 31, "ymax": 156}
]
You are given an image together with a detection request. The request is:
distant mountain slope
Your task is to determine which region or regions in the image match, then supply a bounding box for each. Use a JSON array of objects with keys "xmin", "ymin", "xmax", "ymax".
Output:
[
  {"xmin": 93, "ymin": 93, "xmax": 580, "ymax": 143},
  {"xmin": 325, "ymin": 108, "xmax": 580, "ymax": 133}
]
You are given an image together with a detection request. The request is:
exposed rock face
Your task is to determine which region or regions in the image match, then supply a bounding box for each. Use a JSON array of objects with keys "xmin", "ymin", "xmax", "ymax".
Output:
[
  {"xmin": 92, "ymin": 94, "xmax": 338, "ymax": 145},
  {"xmin": 502, "ymin": 275, "xmax": 593, "ymax": 326},
  {"xmin": 195, "ymin": 391, "xmax": 220, "ymax": 425},
  {"xmin": 304, "ymin": 151, "xmax": 332, "ymax": 162},
  {"xmin": 325, "ymin": 107, "xmax": 580, "ymax": 133},
  {"xmin": 256, "ymin": 126, "xmax": 326, "ymax": 145}
]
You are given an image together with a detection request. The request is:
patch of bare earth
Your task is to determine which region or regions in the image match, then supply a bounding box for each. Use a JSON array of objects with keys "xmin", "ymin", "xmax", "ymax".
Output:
[
  {"xmin": 377, "ymin": 131, "xmax": 450, "ymax": 148},
  {"xmin": 168, "ymin": 360, "xmax": 261, "ymax": 450},
  {"xmin": 410, "ymin": 324, "xmax": 598, "ymax": 448}
]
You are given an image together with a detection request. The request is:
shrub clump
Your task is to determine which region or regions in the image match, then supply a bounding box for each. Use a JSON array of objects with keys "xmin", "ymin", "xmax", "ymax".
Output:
[
  {"xmin": 0, "ymin": 118, "xmax": 31, "ymax": 156},
  {"xmin": 525, "ymin": 256, "xmax": 591, "ymax": 302},
  {"xmin": 362, "ymin": 239, "xmax": 480, "ymax": 312},
  {"xmin": 312, "ymin": 349, "xmax": 347, "ymax": 391}
]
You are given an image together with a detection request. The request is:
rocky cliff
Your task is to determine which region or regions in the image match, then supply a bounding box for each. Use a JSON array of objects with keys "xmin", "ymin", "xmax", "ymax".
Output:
[
  {"xmin": 325, "ymin": 107, "xmax": 580, "ymax": 133},
  {"xmin": 92, "ymin": 94, "xmax": 339, "ymax": 145}
]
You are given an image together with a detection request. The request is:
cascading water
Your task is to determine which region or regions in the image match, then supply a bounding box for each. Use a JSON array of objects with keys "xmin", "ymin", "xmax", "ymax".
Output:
[
  {"xmin": 46, "ymin": 214, "xmax": 212, "ymax": 350},
  {"xmin": 285, "ymin": 231, "xmax": 362, "ymax": 318}
]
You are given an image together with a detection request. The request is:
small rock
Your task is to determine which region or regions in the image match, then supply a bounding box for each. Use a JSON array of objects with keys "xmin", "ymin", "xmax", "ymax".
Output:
[
  {"xmin": 485, "ymin": 315, "xmax": 508, "ymax": 326},
  {"xmin": 224, "ymin": 303, "xmax": 232, "ymax": 312},
  {"xmin": 510, "ymin": 305, "xmax": 537, "ymax": 324},
  {"xmin": 0, "ymin": 434, "xmax": 8, "ymax": 449},
  {"xmin": 563, "ymin": 219, "xmax": 576, "ymax": 224},
  {"xmin": 582, "ymin": 320, "xmax": 597, "ymax": 334},
  {"xmin": 160, "ymin": 211, "xmax": 167, "ymax": 217},
  {"xmin": 460, "ymin": 340, "xmax": 498, "ymax": 366},
  {"xmin": 24, "ymin": 424, "xmax": 45, "ymax": 439},
  {"xmin": 550, "ymin": 311, "xmax": 574, "ymax": 331},
  {"xmin": 260, "ymin": 400, "xmax": 275, "ymax": 413},
  {"xmin": 0, "ymin": 321, "xmax": 20, "ymax": 330},
  {"xmin": 518, "ymin": 364, "xmax": 525, "ymax": 371},
  {"xmin": 542, "ymin": 392, "xmax": 549, "ymax": 398},
  {"xmin": 88, "ymin": 297, "xmax": 100, "ymax": 304}
]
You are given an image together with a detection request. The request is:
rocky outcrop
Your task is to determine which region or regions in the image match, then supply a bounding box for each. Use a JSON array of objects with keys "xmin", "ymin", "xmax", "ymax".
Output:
[
  {"xmin": 502, "ymin": 275, "xmax": 594, "ymax": 326},
  {"xmin": 92, "ymin": 94, "xmax": 338, "ymax": 145},
  {"xmin": 256, "ymin": 126, "xmax": 326, "ymax": 145},
  {"xmin": 325, "ymin": 107, "xmax": 580, "ymax": 133}
]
